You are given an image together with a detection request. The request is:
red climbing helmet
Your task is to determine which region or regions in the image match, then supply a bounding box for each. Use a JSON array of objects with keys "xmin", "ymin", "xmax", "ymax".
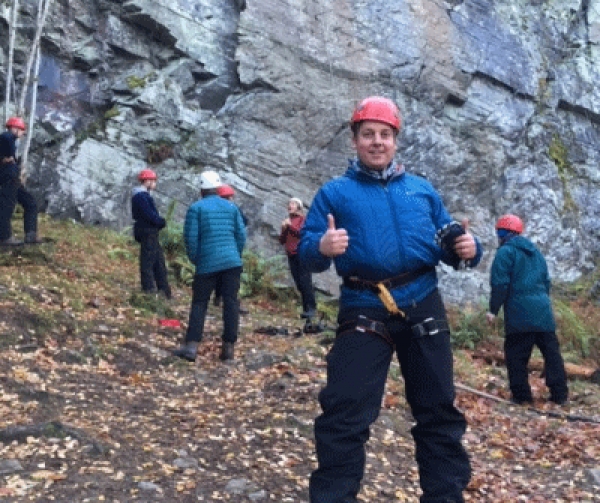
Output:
[
  {"xmin": 495, "ymin": 214, "xmax": 524, "ymax": 234},
  {"xmin": 217, "ymin": 184, "xmax": 235, "ymax": 198},
  {"xmin": 138, "ymin": 168, "xmax": 157, "ymax": 181},
  {"xmin": 5, "ymin": 116, "xmax": 26, "ymax": 130},
  {"xmin": 350, "ymin": 96, "xmax": 402, "ymax": 131}
]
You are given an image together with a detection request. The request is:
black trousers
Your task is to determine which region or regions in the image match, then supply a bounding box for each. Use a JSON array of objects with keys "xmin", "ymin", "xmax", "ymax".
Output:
[
  {"xmin": 504, "ymin": 331, "xmax": 568, "ymax": 402},
  {"xmin": 288, "ymin": 254, "xmax": 316, "ymax": 313},
  {"xmin": 309, "ymin": 289, "xmax": 470, "ymax": 503},
  {"xmin": 0, "ymin": 181, "xmax": 38, "ymax": 240},
  {"xmin": 138, "ymin": 232, "xmax": 171, "ymax": 298},
  {"xmin": 186, "ymin": 267, "xmax": 242, "ymax": 344}
]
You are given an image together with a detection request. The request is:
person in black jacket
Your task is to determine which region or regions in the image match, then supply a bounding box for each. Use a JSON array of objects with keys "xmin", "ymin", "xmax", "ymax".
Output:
[
  {"xmin": 0, "ymin": 116, "xmax": 40, "ymax": 245},
  {"xmin": 131, "ymin": 168, "xmax": 171, "ymax": 299}
]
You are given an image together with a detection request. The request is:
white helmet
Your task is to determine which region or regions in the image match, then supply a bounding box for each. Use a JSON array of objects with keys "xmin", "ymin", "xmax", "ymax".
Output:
[{"xmin": 200, "ymin": 170, "xmax": 222, "ymax": 190}]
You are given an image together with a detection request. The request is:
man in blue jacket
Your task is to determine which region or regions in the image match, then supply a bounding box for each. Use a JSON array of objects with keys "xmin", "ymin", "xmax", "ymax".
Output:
[
  {"xmin": 0, "ymin": 117, "xmax": 40, "ymax": 245},
  {"xmin": 299, "ymin": 96, "xmax": 483, "ymax": 503},
  {"xmin": 486, "ymin": 214, "xmax": 568, "ymax": 405},
  {"xmin": 174, "ymin": 170, "xmax": 246, "ymax": 362}
]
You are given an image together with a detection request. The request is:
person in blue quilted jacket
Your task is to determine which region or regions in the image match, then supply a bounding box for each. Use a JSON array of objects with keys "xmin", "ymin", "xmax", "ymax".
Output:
[
  {"xmin": 173, "ymin": 170, "xmax": 246, "ymax": 362},
  {"xmin": 486, "ymin": 214, "xmax": 568, "ymax": 405},
  {"xmin": 299, "ymin": 96, "xmax": 483, "ymax": 503}
]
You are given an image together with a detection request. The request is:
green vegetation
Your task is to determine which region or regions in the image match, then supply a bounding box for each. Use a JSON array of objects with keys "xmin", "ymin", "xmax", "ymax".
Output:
[
  {"xmin": 548, "ymin": 134, "xmax": 576, "ymax": 211},
  {"xmin": 147, "ymin": 141, "xmax": 174, "ymax": 164},
  {"xmin": 448, "ymin": 302, "xmax": 498, "ymax": 350},
  {"xmin": 126, "ymin": 75, "xmax": 147, "ymax": 89},
  {"xmin": 553, "ymin": 299, "xmax": 594, "ymax": 359},
  {"xmin": 103, "ymin": 106, "xmax": 120, "ymax": 120},
  {"xmin": 240, "ymin": 249, "xmax": 289, "ymax": 300}
]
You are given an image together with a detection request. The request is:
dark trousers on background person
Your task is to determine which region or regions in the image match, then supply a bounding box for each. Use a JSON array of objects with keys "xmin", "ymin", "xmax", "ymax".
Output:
[
  {"xmin": 504, "ymin": 331, "xmax": 568, "ymax": 403},
  {"xmin": 288, "ymin": 253, "xmax": 316, "ymax": 314},
  {"xmin": 0, "ymin": 182, "xmax": 38, "ymax": 240},
  {"xmin": 138, "ymin": 231, "xmax": 171, "ymax": 298},
  {"xmin": 309, "ymin": 289, "xmax": 470, "ymax": 503},
  {"xmin": 186, "ymin": 266, "xmax": 242, "ymax": 344}
]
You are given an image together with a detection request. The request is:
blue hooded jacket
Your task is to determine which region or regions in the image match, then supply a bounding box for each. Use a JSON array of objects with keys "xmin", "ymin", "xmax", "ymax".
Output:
[
  {"xmin": 184, "ymin": 194, "xmax": 246, "ymax": 275},
  {"xmin": 489, "ymin": 235, "xmax": 556, "ymax": 334},
  {"xmin": 299, "ymin": 161, "xmax": 483, "ymax": 311}
]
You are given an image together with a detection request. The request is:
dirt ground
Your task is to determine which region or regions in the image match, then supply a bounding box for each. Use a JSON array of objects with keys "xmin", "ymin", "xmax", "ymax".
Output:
[{"xmin": 1, "ymin": 302, "xmax": 599, "ymax": 502}]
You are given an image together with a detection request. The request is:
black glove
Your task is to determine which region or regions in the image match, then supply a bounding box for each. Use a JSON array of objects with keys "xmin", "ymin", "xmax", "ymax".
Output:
[{"xmin": 435, "ymin": 221, "xmax": 466, "ymax": 269}]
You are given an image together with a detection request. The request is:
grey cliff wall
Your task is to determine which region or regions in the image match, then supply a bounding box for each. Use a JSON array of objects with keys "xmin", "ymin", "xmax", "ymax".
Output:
[{"xmin": 1, "ymin": 0, "xmax": 599, "ymax": 304}]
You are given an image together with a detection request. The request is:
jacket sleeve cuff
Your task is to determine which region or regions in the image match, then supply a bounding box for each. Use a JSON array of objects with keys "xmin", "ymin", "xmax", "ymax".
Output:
[{"xmin": 466, "ymin": 237, "xmax": 483, "ymax": 268}]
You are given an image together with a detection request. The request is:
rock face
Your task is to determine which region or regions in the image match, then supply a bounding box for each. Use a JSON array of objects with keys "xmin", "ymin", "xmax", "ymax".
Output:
[{"xmin": 2, "ymin": 0, "xmax": 600, "ymax": 303}]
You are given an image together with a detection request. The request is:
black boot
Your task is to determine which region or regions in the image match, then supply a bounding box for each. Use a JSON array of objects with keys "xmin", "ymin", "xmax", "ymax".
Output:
[
  {"xmin": 219, "ymin": 342, "xmax": 234, "ymax": 361},
  {"xmin": 0, "ymin": 236, "xmax": 23, "ymax": 246},
  {"xmin": 25, "ymin": 232, "xmax": 43, "ymax": 244},
  {"xmin": 173, "ymin": 342, "xmax": 198, "ymax": 362}
]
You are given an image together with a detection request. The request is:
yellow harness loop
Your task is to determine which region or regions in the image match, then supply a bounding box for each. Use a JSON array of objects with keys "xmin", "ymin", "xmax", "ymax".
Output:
[{"xmin": 376, "ymin": 283, "xmax": 406, "ymax": 318}]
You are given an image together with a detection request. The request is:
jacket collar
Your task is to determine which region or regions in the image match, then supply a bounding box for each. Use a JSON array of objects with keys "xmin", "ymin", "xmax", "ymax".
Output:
[{"xmin": 348, "ymin": 158, "xmax": 405, "ymax": 182}]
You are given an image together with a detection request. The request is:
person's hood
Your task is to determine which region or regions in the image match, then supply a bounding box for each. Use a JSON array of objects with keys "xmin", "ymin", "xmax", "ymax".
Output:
[
  {"xmin": 132, "ymin": 186, "xmax": 148, "ymax": 196},
  {"xmin": 504, "ymin": 235, "xmax": 536, "ymax": 255}
]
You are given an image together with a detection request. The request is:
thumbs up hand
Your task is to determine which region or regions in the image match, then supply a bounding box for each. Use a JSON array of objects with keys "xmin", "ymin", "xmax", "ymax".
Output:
[
  {"xmin": 319, "ymin": 214, "xmax": 349, "ymax": 257},
  {"xmin": 453, "ymin": 218, "xmax": 477, "ymax": 260}
]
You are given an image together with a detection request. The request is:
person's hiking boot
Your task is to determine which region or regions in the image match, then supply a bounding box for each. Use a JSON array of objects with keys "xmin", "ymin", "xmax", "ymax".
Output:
[
  {"xmin": 300, "ymin": 308, "xmax": 317, "ymax": 319},
  {"xmin": 0, "ymin": 236, "xmax": 23, "ymax": 246},
  {"xmin": 219, "ymin": 342, "xmax": 235, "ymax": 361},
  {"xmin": 510, "ymin": 397, "xmax": 533, "ymax": 406},
  {"xmin": 549, "ymin": 394, "xmax": 568, "ymax": 405},
  {"xmin": 24, "ymin": 232, "xmax": 43, "ymax": 244},
  {"xmin": 173, "ymin": 342, "xmax": 198, "ymax": 362}
]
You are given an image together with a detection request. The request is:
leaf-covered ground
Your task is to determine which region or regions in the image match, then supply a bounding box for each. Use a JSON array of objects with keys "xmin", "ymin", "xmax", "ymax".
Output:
[{"xmin": 0, "ymin": 216, "xmax": 599, "ymax": 502}]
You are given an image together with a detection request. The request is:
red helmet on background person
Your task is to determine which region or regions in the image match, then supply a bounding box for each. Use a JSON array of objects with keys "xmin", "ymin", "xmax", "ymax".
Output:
[
  {"xmin": 217, "ymin": 184, "xmax": 235, "ymax": 198},
  {"xmin": 5, "ymin": 116, "xmax": 26, "ymax": 130},
  {"xmin": 495, "ymin": 214, "xmax": 524, "ymax": 234},
  {"xmin": 138, "ymin": 168, "xmax": 157, "ymax": 181},
  {"xmin": 350, "ymin": 96, "xmax": 402, "ymax": 131}
]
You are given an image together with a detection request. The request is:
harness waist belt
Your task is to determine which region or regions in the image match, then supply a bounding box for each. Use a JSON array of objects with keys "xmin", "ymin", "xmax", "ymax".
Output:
[{"xmin": 342, "ymin": 266, "xmax": 435, "ymax": 292}]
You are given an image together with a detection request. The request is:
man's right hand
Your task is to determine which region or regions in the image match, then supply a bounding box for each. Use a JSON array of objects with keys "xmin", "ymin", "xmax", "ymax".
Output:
[{"xmin": 319, "ymin": 214, "xmax": 349, "ymax": 257}]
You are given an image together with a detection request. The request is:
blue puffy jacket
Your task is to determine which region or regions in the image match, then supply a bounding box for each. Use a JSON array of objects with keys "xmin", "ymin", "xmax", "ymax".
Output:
[
  {"xmin": 299, "ymin": 161, "xmax": 483, "ymax": 310},
  {"xmin": 489, "ymin": 235, "xmax": 555, "ymax": 334},
  {"xmin": 184, "ymin": 194, "xmax": 246, "ymax": 275}
]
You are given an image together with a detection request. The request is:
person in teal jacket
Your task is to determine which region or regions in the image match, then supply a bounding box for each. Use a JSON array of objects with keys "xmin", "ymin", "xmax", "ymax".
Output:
[
  {"xmin": 173, "ymin": 170, "xmax": 246, "ymax": 362},
  {"xmin": 299, "ymin": 96, "xmax": 483, "ymax": 503},
  {"xmin": 486, "ymin": 214, "xmax": 568, "ymax": 405}
]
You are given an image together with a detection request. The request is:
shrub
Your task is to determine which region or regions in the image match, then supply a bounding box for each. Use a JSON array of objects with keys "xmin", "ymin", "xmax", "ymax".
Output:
[
  {"xmin": 147, "ymin": 142, "xmax": 174, "ymax": 164},
  {"xmin": 553, "ymin": 299, "xmax": 593, "ymax": 358},
  {"xmin": 449, "ymin": 303, "xmax": 495, "ymax": 350},
  {"xmin": 239, "ymin": 249, "xmax": 288, "ymax": 300}
]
